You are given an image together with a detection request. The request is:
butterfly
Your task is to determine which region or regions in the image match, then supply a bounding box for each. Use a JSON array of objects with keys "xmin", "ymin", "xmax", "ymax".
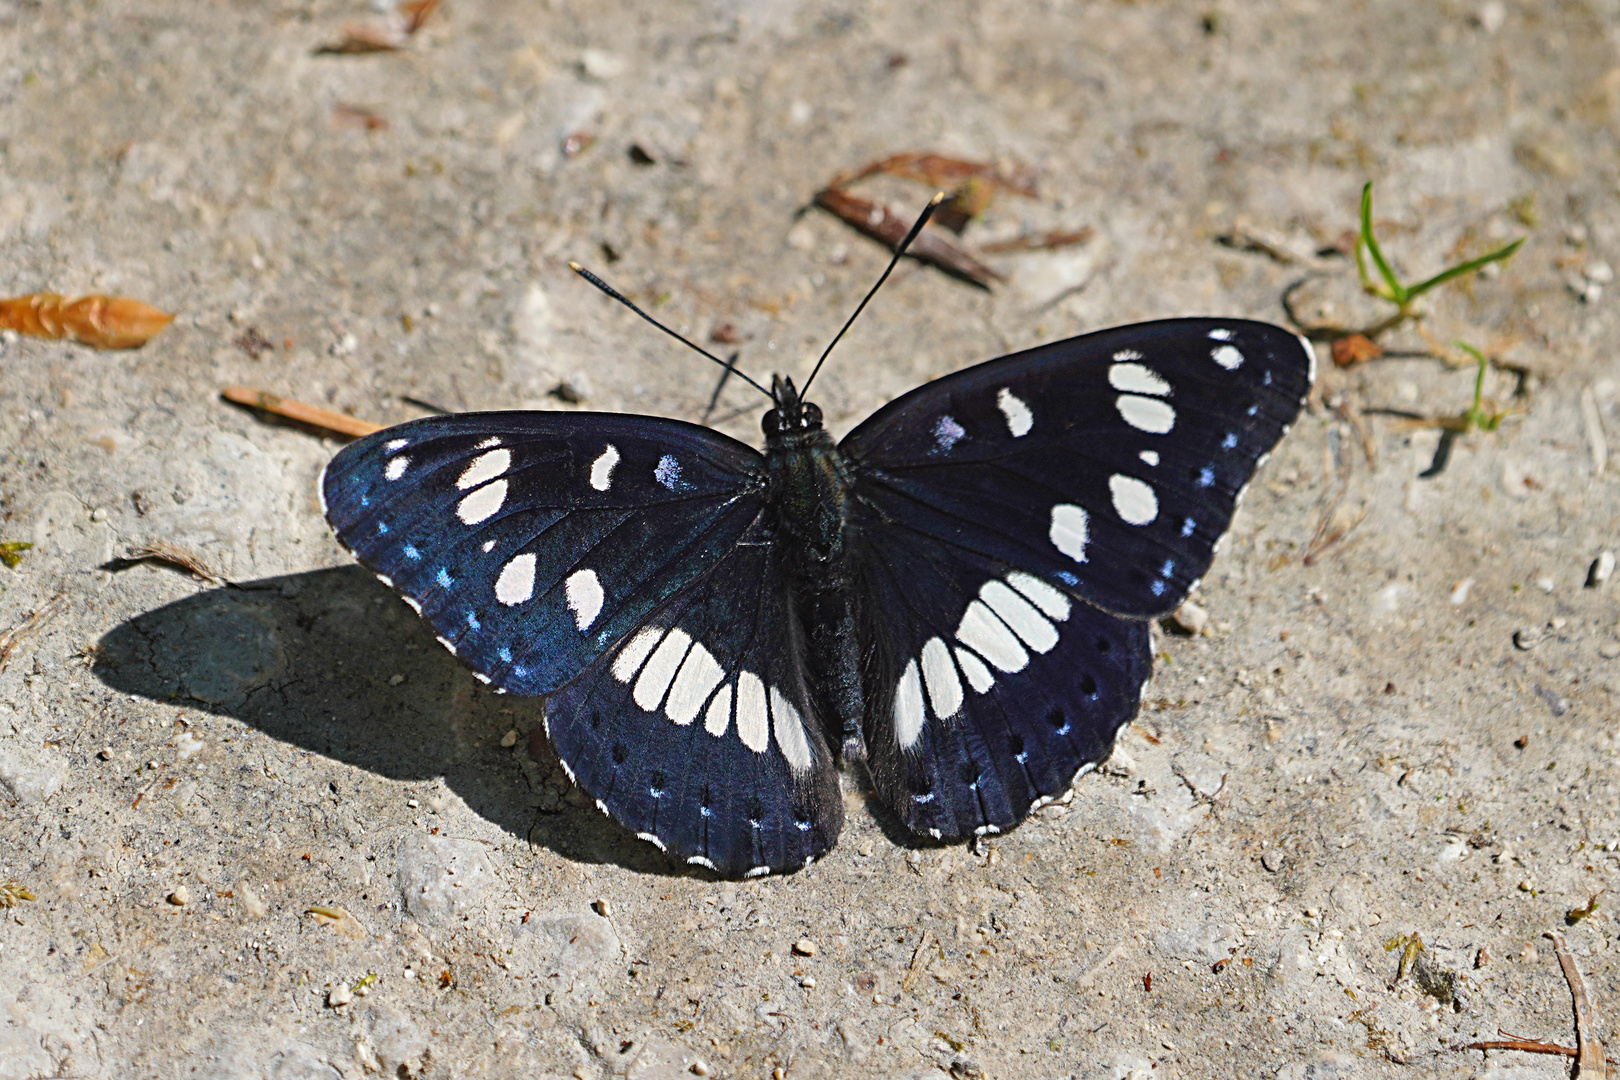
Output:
[{"xmin": 321, "ymin": 258, "xmax": 1313, "ymax": 879}]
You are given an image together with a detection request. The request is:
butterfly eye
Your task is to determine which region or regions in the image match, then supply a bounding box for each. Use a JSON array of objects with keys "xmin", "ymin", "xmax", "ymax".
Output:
[
  {"xmin": 802, "ymin": 403, "xmax": 823, "ymax": 427},
  {"xmin": 761, "ymin": 410, "xmax": 782, "ymax": 437}
]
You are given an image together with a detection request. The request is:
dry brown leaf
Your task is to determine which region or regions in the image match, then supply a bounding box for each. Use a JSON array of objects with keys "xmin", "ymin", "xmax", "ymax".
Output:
[
  {"xmin": 316, "ymin": 23, "xmax": 405, "ymax": 54},
  {"xmin": 400, "ymin": 0, "xmax": 441, "ymax": 35},
  {"xmin": 979, "ymin": 227, "xmax": 1095, "ymax": 255},
  {"xmin": 122, "ymin": 542, "xmax": 226, "ymax": 585},
  {"xmin": 221, "ymin": 386, "xmax": 384, "ymax": 439},
  {"xmin": 333, "ymin": 103, "xmax": 388, "ymax": 131},
  {"xmin": 839, "ymin": 152, "xmax": 1038, "ymax": 199},
  {"xmin": 0, "ymin": 293, "xmax": 174, "ymax": 349},
  {"xmin": 813, "ymin": 187, "xmax": 1003, "ymax": 289},
  {"xmin": 1331, "ymin": 333, "xmax": 1383, "ymax": 367}
]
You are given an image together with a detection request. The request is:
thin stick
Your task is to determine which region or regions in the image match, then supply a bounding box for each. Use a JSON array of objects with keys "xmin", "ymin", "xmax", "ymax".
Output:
[
  {"xmin": 567, "ymin": 263, "xmax": 773, "ymax": 400},
  {"xmin": 800, "ymin": 191, "xmax": 944, "ymax": 397},
  {"xmin": 1548, "ymin": 931, "xmax": 1607, "ymax": 1077},
  {"xmin": 0, "ymin": 595, "xmax": 66, "ymax": 675},
  {"xmin": 221, "ymin": 387, "xmax": 384, "ymax": 438}
]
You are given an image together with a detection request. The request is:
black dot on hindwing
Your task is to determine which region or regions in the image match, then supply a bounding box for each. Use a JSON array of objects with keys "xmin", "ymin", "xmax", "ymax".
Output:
[
  {"xmin": 1046, "ymin": 706, "xmax": 1065, "ymax": 730},
  {"xmin": 589, "ymin": 711, "xmax": 604, "ymax": 730},
  {"xmin": 959, "ymin": 763, "xmax": 979, "ymax": 789},
  {"xmin": 650, "ymin": 769, "xmax": 666, "ymax": 791},
  {"xmin": 746, "ymin": 796, "xmax": 764, "ymax": 825},
  {"xmin": 1080, "ymin": 673, "xmax": 1098, "ymax": 697},
  {"xmin": 611, "ymin": 742, "xmax": 627, "ymax": 765},
  {"xmin": 1095, "ymin": 636, "xmax": 1112, "ymax": 653}
]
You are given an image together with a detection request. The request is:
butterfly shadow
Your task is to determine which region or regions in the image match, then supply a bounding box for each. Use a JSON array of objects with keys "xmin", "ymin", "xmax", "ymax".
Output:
[{"xmin": 90, "ymin": 565, "xmax": 689, "ymax": 877}]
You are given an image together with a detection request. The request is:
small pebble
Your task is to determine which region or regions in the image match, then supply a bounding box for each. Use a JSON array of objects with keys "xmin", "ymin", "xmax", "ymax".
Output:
[
  {"xmin": 89, "ymin": 507, "xmax": 107, "ymax": 522},
  {"xmin": 792, "ymin": 938, "xmax": 816, "ymax": 957},
  {"xmin": 1448, "ymin": 578, "xmax": 1472, "ymax": 605},
  {"xmin": 1512, "ymin": 626, "xmax": 1543, "ymax": 650},
  {"xmin": 97, "ymin": 748, "xmax": 113, "ymax": 761},
  {"xmin": 592, "ymin": 898, "xmax": 612, "ymax": 918},
  {"xmin": 1518, "ymin": 878, "xmax": 1537, "ymax": 893},
  {"xmin": 1588, "ymin": 551, "xmax": 1615, "ymax": 588},
  {"xmin": 857, "ymin": 840, "xmax": 874, "ymax": 857},
  {"xmin": 389, "ymin": 674, "xmax": 405, "ymax": 686},
  {"xmin": 1587, "ymin": 260, "xmax": 1615, "ymax": 285},
  {"xmin": 1519, "ymin": 945, "xmax": 1539, "ymax": 963},
  {"xmin": 1168, "ymin": 600, "xmax": 1208, "ymax": 635},
  {"xmin": 1303, "ymin": 907, "xmax": 1319, "ymax": 919},
  {"xmin": 328, "ymin": 983, "xmax": 351, "ymax": 1007},
  {"xmin": 500, "ymin": 729, "xmax": 519, "ymax": 748},
  {"xmin": 690, "ymin": 1061, "xmax": 710, "ymax": 1077},
  {"xmin": 1600, "ymin": 642, "xmax": 1620, "ymax": 660},
  {"xmin": 800, "ymin": 976, "xmax": 816, "ymax": 989},
  {"xmin": 1261, "ymin": 849, "xmax": 1284, "ymax": 873},
  {"xmin": 167, "ymin": 886, "xmax": 191, "ymax": 906},
  {"xmin": 1535, "ymin": 575, "xmax": 1555, "ymax": 593},
  {"xmin": 1475, "ymin": 946, "xmax": 1491, "ymax": 968}
]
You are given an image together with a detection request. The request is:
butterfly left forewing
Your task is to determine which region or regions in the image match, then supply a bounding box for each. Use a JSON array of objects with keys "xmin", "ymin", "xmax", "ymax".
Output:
[
  {"xmin": 543, "ymin": 533, "xmax": 842, "ymax": 877},
  {"xmin": 321, "ymin": 411, "xmax": 766, "ymax": 696}
]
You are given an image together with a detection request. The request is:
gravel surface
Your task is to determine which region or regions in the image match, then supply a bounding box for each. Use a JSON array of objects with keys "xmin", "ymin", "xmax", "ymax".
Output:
[{"xmin": 2, "ymin": 2, "xmax": 1619, "ymax": 1077}]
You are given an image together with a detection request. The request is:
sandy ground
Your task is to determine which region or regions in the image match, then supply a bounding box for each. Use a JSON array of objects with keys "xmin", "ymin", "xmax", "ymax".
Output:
[{"xmin": 2, "ymin": 1, "xmax": 1619, "ymax": 1077}]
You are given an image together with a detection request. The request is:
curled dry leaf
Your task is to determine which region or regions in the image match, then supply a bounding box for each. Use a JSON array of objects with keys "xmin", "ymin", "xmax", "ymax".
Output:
[
  {"xmin": 0, "ymin": 293, "xmax": 174, "ymax": 349},
  {"xmin": 838, "ymin": 152, "xmax": 1038, "ymax": 199},
  {"xmin": 1331, "ymin": 333, "xmax": 1383, "ymax": 367},
  {"xmin": 979, "ymin": 227, "xmax": 1095, "ymax": 255},
  {"xmin": 813, "ymin": 187, "xmax": 1003, "ymax": 289}
]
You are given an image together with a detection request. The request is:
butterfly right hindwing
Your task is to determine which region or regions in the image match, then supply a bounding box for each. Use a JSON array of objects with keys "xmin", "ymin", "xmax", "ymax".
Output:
[{"xmin": 543, "ymin": 525, "xmax": 842, "ymax": 877}]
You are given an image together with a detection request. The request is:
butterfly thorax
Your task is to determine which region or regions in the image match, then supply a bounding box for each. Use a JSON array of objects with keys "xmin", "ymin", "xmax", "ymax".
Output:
[{"xmin": 761, "ymin": 376, "xmax": 853, "ymax": 572}]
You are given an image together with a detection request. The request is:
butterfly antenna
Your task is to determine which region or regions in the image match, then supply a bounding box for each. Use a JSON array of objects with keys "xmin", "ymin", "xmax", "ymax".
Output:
[
  {"xmin": 799, "ymin": 191, "xmax": 945, "ymax": 398},
  {"xmin": 568, "ymin": 262, "xmax": 774, "ymax": 400}
]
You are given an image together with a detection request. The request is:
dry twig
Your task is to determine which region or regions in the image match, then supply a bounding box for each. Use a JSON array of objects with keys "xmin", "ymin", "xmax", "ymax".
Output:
[
  {"xmin": 119, "ymin": 542, "xmax": 227, "ymax": 586},
  {"xmin": 221, "ymin": 386, "xmax": 384, "ymax": 439},
  {"xmin": 0, "ymin": 594, "xmax": 66, "ymax": 675}
]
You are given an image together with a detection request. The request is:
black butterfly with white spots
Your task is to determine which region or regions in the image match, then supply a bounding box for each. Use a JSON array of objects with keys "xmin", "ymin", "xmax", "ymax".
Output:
[{"xmin": 322, "ymin": 317, "xmax": 1313, "ymax": 878}]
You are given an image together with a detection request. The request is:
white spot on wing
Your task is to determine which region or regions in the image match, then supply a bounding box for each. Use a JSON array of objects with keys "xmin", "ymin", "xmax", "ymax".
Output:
[
  {"xmin": 1048, "ymin": 504, "xmax": 1090, "ymax": 562},
  {"xmin": 475, "ymin": 436, "xmax": 502, "ymax": 449},
  {"xmin": 956, "ymin": 600, "xmax": 1029, "ymax": 673},
  {"xmin": 1006, "ymin": 571, "xmax": 1071, "ymax": 621},
  {"xmin": 1295, "ymin": 332, "xmax": 1318, "ymax": 384},
  {"xmin": 770, "ymin": 686, "xmax": 813, "ymax": 773},
  {"xmin": 1212, "ymin": 344, "xmax": 1244, "ymax": 370},
  {"xmin": 495, "ymin": 553, "xmax": 537, "ymax": 606},
  {"xmin": 687, "ymin": 855, "xmax": 717, "ymax": 870},
  {"xmin": 735, "ymin": 672, "xmax": 769, "ymax": 753},
  {"xmin": 980, "ymin": 580, "xmax": 1058, "ymax": 653},
  {"xmin": 385, "ymin": 438, "xmax": 409, "ymax": 451},
  {"xmin": 920, "ymin": 637, "xmax": 962, "ymax": 720},
  {"xmin": 456, "ymin": 479, "xmax": 507, "ymax": 524},
  {"xmin": 1112, "ymin": 349, "xmax": 1143, "ymax": 361},
  {"xmin": 611, "ymin": 626, "xmax": 662, "ymax": 683},
  {"xmin": 637, "ymin": 831, "xmax": 667, "ymax": 851},
  {"xmin": 385, "ymin": 456, "xmax": 409, "ymax": 481},
  {"xmin": 1107, "ymin": 363, "xmax": 1170, "ymax": 396},
  {"xmin": 1116, "ymin": 394, "xmax": 1176, "ymax": 434},
  {"xmin": 744, "ymin": 866, "xmax": 771, "ymax": 879},
  {"xmin": 589, "ymin": 444, "xmax": 620, "ymax": 491},
  {"xmin": 996, "ymin": 387, "xmax": 1033, "ymax": 437},
  {"xmin": 953, "ymin": 646, "xmax": 994, "ymax": 693},
  {"xmin": 402, "ymin": 596, "xmax": 423, "ymax": 615},
  {"xmin": 894, "ymin": 659, "xmax": 925, "ymax": 749},
  {"xmin": 1139, "ymin": 449, "xmax": 1159, "ymax": 466},
  {"xmin": 1207, "ymin": 327, "xmax": 1233, "ymax": 341},
  {"xmin": 1109, "ymin": 474, "xmax": 1158, "ymax": 525},
  {"xmin": 666, "ymin": 643, "xmax": 725, "ymax": 725},
  {"xmin": 633, "ymin": 629, "xmax": 691, "ymax": 712},
  {"xmin": 703, "ymin": 683, "xmax": 732, "ymax": 737},
  {"xmin": 564, "ymin": 569, "xmax": 603, "ymax": 629},
  {"xmin": 457, "ymin": 448, "xmax": 511, "ymax": 490}
]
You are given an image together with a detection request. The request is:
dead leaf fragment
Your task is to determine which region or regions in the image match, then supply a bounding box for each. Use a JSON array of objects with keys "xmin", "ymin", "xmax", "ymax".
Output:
[
  {"xmin": 813, "ymin": 187, "xmax": 1003, "ymax": 288},
  {"xmin": 307, "ymin": 905, "xmax": 368, "ymax": 939},
  {"xmin": 0, "ymin": 293, "xmax": 175, "ymax": 349},
  {"xmin": 1331, "ymin": 333, "xmax": 1383, "ymax": 367}
]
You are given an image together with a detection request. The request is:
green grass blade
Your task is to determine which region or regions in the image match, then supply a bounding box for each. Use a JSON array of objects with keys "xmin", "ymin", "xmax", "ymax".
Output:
[
  {"xmin": 1359, "ymin": 182, "xmax": 1405, "ymax": 304},
  {"xmin": 1406, "ymin": 237, "xmax": 1525, "ymax": 300}
]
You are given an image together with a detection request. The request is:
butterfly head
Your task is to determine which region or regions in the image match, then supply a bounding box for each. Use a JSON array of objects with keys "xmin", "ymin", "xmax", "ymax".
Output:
[{"xmin": 762, "ymin": 375, "xmax": 824, "ymax": 441}]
